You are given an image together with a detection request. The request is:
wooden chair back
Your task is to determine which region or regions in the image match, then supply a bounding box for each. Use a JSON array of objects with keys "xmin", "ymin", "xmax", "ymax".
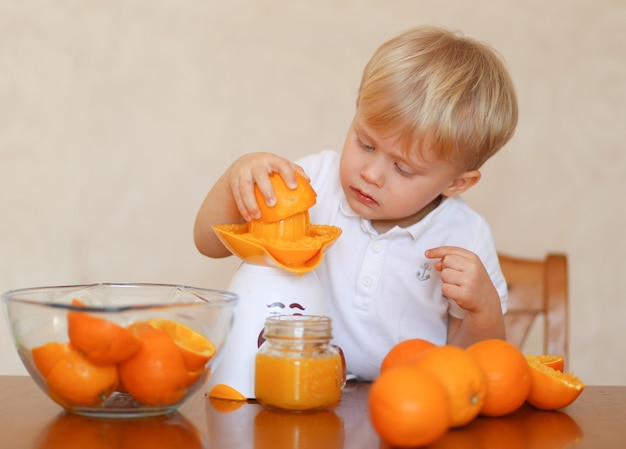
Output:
[{"xmin": 498, "ymin": 253, "xmax": 569, "ymax": 362}]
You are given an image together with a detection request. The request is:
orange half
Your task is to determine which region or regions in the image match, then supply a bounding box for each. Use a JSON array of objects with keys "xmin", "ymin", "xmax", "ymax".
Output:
[
  {"xmin": 533, "ymin": 354, "xmax": 565, "ymax": 372},
  {"xmin": 68, "ymin": 300, "xmax": 142, "ymax": 365},
  {"xmin": 526, "ymin": 355, "xmax": 584, "ymax": 410},
  {"xmin": 254, "ymin": 172, "xmax": 316, "ymax": 223},
  {"xmin": 147, "ymin": 319, "xmax": 216, "ymax": 371}
]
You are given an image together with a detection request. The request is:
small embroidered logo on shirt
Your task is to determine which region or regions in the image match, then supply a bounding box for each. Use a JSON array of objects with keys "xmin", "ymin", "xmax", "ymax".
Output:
[{"xmin": 416, "ymin": 262, "xmax": 431, "ymax": 281}]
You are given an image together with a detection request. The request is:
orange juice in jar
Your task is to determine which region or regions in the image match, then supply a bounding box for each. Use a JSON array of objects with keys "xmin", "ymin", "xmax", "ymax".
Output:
[{"xmin": 255, "ymin": 315, "xmax": 346, "ymax": 411}]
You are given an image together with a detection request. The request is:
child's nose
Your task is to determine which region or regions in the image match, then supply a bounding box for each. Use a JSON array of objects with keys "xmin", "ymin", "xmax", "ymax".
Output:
[{"xmin": 360, "ymin": 159, "xmax": 384, "ymax": 186}]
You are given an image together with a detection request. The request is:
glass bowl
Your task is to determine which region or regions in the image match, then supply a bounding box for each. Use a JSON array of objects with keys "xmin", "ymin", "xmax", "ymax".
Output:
[{"xmin": 2, "ymin": 283, "xmax": 238, "ymax": 418}]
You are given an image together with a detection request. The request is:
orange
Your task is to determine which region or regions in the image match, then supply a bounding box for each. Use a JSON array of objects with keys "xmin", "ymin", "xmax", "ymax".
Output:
[
  {"xmin": 379, "ymin": 338, "xmax": 436, "ymax": 374},
  {"xmin": 46, "ymin": 345, "xmax": 119, "ymax": 407},
  {"xmin": 67, "ymin": 299, "xmax": 141, "ymax": 365},
  {"xmin": 253, "ymin": 172, "xmax": 316, "ymax": 223},
  {"xmin": 118, "ymin": 324, "xmax": 189, "ymax": 406},
  {"xmin": 32, "ymin": 342, "xmax": 72, "ymax": 377},
  {"xmin": 412, "ymin": 345, "xmax": 487, "ymax": 427},
  {"xmin": 209, "ymin": 383, "xmax": 248, "ymax": 401},
  {"xmin": 466, "ymin": 339, "xmax": 532, "ymax": 417},
  {"xmin": 525, "ymin": 354, "xmax": 585, "ymax": 410},
  {"xmin": 369, "ymin": 365, "xmax": 451, "ymax": 447},
  {"xmin": 533, "ymin": 354, "xmax": 565, "ymax": 372},
  {"xmin": 147, "ymin": 319, "xmax": 216, "ymax": 371}
]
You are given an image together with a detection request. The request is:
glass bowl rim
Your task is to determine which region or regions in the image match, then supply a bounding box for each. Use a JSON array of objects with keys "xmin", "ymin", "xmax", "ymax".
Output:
[{"xmin": 2, "ymin": 282, "xmax": 239, "ymax": 312}]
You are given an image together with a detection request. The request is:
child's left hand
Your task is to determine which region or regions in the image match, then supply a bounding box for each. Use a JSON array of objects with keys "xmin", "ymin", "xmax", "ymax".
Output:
[{"xmin": 425, "ymin": 246, "xmax": 499, "ymax": 313}]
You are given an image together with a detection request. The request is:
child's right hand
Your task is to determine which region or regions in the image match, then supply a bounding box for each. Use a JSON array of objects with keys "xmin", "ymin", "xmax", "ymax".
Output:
[{"xmin": 226, "ymin": 152, "xmax": 308, "ymax": 221}]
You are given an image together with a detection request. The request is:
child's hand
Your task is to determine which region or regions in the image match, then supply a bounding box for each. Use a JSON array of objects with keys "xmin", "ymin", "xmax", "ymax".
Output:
[
  {"xmin": 424, "ymin": 246, "xmax": 499, "ymax": 313},
  {"xmin": 226, "ymin": 152, "xmax": 308, "ymax": 221}
]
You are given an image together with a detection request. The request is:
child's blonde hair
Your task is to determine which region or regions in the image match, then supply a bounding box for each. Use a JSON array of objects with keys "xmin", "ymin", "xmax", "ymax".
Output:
[{"xmin": 357, "ymin": 26, "xmax": 518, "ymax": 169}]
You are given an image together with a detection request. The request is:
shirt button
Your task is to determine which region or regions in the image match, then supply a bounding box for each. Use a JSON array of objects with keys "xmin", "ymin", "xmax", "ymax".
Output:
[
  {"xmin": 362, "ymin": 276, "xmax": 372, "ymax": 286},
  {"xmin": 372, "ymin": 244, "xmax": 381, "ymax": 253}
]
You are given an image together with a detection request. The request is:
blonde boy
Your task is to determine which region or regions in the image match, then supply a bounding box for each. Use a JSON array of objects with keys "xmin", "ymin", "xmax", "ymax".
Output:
[{"xmin": 194, "ymin": 26, "xmax": 518, "ymax": 380}]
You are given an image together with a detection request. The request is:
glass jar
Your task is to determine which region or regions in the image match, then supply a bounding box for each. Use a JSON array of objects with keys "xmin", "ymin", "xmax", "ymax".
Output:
[{"xmin": 255, "ymin": 315, "xmax": 346, "ymax": 411}]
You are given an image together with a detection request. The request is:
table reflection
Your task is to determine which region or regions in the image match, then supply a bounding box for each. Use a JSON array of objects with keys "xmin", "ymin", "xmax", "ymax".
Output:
[
  {"xmin": 206, "ymin": 397, "xmax": 345, "ymax": 449},
  {"xmin": 35, "ymin": 412, "xmax": 204, "ymax": 449},
  {"xmin": 415, "ymin": 405, "xmax": 583, "ymax": 449},
  {"xmin": 254, "ymin": 409, "xmax": 344, "ymax": 449}
]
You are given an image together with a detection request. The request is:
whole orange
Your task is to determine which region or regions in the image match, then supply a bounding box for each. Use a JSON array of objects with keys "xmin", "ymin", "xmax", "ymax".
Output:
[
  {"xmin": 118, "ymin": 324, "xmax": 189, "ymax": 406},
  {"xmin": 369, "ymin": 365, "xmax": 451, "ymax": 447},
  {"xmin": 46, "ymin": 346, "xmax": 119, "ymax": 407},
  {"xmin": 466, "ymin": 339, "xmax": 532, "ymax": 417},
  {"xmin": 32, "ymin": 342, "xmax": 72, "ymax": 377},
  {"xmin": 68, "ymin": 299, "xmax": 141, "ymax": 365},
  {"xmin": 379, "ymin": 338, "xmax": 436, "ymax": 374},
  {"xmin": 412, "ymin": 345, "xmax": 487, "ymax": 427}
]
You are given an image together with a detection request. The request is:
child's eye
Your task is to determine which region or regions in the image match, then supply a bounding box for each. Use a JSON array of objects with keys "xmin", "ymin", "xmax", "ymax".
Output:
[
  {"xmin": 361, "ymin": 141, "xmax": 375, "ymax": 152},
  {"xmin": 395, "ymin": 163, "xmax": 414, "ymax": 177}
]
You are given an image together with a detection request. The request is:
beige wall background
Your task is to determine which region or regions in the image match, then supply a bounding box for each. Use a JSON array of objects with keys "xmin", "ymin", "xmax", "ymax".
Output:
[{"xmin": 1, "ymin": 1, "xmax": 624, "ymax": 385}]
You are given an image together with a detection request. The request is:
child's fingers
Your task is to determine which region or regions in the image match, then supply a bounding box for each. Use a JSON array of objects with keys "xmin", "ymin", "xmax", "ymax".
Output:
[{"xmin": 425, "ymin": 246, "xmax": 471, "ymax": 260}]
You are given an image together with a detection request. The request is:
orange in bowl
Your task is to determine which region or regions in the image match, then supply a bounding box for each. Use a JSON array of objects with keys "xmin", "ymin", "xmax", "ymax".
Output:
[
  {"xmin": 67, "ymin": 299, "xmax": 142, "ymax": 365},
  {"xmin": 147, "ymin": 318, "xmax": 216, "ymax": 372},
  {"xmin": 32, "ymin": 341, "xmax": 72, "ymax": 377},
  {"xmin": 45, "ymin": 345, "xmax": 119, "ymax": 407},
  {"xmin": 118, "ymin": 324, "xmax": 189, "ymax": 407}
]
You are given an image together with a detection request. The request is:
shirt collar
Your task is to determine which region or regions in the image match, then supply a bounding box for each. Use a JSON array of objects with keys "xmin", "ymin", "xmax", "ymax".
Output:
[{"xmin": 339, "ymin": 195, "xmax": 451, "ymax": 240}]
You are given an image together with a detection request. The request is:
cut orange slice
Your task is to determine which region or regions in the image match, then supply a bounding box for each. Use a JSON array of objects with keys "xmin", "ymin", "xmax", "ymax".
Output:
[
  {"xmin": 533, "ymin": 354, "xmax": 565, "ymax": 372},
  {"xmin": 68, "ymin": 299, "xmax": 142, "ymax": 365},
  {"xmin": 147, "ymin": 319, "xmax": 216, "ymax": 371},
  {"xmin": 526, "ymin": 355, "xmax": 584, "ymax": 410}
]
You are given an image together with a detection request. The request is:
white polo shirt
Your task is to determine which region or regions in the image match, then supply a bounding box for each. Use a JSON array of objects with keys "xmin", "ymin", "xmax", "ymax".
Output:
[{"xmin": 297, "ymin": 150, "xmax": 507, "ymax": 381}]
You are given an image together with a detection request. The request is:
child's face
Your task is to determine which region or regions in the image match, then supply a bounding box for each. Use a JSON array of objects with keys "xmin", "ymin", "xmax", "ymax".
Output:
[{"xmin": 339, "ymin": 109, "xmax": 465, "ymax": 232}]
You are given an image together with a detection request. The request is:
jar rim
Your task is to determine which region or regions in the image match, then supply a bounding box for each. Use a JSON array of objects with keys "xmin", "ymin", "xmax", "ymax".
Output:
[{"xmin": 263, "ymin": 314, "xmax": 332, "ymax": 339}]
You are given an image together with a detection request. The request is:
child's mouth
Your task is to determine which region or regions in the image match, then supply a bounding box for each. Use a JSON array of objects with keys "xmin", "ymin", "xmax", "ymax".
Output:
[{"xmin": 351, "ymin": 187, "xmax": 377, "ymax": 205}]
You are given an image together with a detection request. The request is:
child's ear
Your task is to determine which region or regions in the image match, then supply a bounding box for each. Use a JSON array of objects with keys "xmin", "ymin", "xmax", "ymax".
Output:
[{"xmin": 442, "ymin": 170, "xmax": 481, "ymax": 197}]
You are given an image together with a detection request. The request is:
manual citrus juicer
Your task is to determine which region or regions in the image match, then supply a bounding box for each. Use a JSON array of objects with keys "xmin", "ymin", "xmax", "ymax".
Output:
[{"xmin": 207, "ymin": 172, "xmax": 342, "ymax": 399}]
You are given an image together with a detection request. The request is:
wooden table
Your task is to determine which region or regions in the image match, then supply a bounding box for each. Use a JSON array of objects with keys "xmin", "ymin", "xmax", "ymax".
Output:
[{"xmin": 1, "ymin": 376, "xmax": 624, "ymax": 449}]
